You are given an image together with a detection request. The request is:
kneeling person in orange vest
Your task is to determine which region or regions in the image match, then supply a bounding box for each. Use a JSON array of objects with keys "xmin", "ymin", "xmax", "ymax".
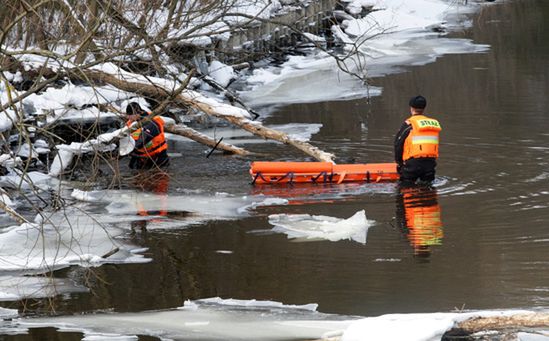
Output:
[
  {"xmin": 126, "ymin": 102, "xmax": 169, "ymax": 170},
  {"xmin": 394, "ymin": 95, "xmax": 441, "ymax": 184}
]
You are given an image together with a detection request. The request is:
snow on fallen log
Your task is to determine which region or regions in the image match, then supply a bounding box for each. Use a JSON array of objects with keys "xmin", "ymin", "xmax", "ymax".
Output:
[
  {"xmin": 83, "ymin": 66, "xmax": 335, "ymax": 162},
  {"xmin": 1, "ymin": 58, "xmax": 333, "ymax": 161}
]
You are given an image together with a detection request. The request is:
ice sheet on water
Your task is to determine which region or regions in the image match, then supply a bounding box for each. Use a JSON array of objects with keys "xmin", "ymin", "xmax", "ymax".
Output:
[
  {"xmin": 0, "ymin": 307, "xmax": 18, "ymax": 319},
  {"xmin": 71, "ymin": 189, "xmax": 289, "ymax": 228},
  {"xmin": 0, "ymin": 275, "xmax": 88, "ymax": 301},
  {"xmin": 5, "ymin": 297, "xmax": 353, "ymax": 341},
  {"xmin": 4, "ymin": 299, "xmax": 545, "ymax": 341},
  {"xmin": 241, "ymin": 0, "xmax": 492, "ymax": 107},
  {"xmin": 241, "ymin": 52, "xmax": 381, "ymax": 107},
  {"xmin": 268, "ymin": 210, "xmax": 373, "ymax": 243},
  {"xmin": 0, "ymin": 207, "xmax": 150, "ymax": 273}
]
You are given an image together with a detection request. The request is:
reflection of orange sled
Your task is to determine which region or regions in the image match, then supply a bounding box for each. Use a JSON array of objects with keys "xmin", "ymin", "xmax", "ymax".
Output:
[{"xmin": 250, "ymin": 162, "xmax": 399, "ymax": 184}]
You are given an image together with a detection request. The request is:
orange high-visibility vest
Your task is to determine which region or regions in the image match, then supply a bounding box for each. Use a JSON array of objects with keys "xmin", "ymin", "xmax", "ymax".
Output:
[
  {"xmin": 127, "ymin": 115, "xmax": 167, "ymax": 157},
  {"xmin": 403, "ymin": 114, "xmax": 441, "ymax": 161}
]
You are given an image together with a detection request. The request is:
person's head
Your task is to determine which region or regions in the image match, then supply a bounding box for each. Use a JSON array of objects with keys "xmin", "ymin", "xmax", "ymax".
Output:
[
  {"xmin": 126, "ymin": 102, "xmax": 147, "ymax": 119},
  {"xmin": 409, "ymin": 95, "xmax": 427, "ymax": 115}
]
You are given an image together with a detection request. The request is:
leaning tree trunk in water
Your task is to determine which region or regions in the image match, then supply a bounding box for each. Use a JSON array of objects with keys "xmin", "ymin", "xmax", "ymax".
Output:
[
  {"xmin": 164, "ymin": 123, "xmax": 250, "ymax": 156},
  {"xmin": 81, "ymin": 69, "xmax": 335, "ymax": 162},
  {"xmin": 0, "ymin": 58, "xmax": 334, "ymax": 162}
]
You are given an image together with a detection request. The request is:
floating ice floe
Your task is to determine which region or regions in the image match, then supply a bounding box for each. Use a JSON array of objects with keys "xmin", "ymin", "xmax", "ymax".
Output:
[
  {"xmin": 268, "ymin": 210, "xmax": 373, "ymax": 243},
  {"xmin": 0, "ymin": 208, "xmax": 150, "ymax": 273}
]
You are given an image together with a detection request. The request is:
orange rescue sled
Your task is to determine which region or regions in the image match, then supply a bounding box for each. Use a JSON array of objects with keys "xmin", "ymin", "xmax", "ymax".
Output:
[{"xmin": 250, "ymin": 161, "xmax": 399, "ymax": 184}]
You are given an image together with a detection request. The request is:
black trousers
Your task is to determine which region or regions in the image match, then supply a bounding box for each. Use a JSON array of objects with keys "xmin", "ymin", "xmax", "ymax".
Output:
[
  {"xmin": 399, "ymin": 158, "xmax": 437, "ymax": 184},
  {"xmin": 129, "ymin": 149, "xmax": 170, "ymax": 170}
]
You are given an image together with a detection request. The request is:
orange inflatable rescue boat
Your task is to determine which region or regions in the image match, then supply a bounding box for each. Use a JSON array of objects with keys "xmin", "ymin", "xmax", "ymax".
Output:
[{"xmin": 250, "ymin": 161, "xmax": 399, "ymax": 184}]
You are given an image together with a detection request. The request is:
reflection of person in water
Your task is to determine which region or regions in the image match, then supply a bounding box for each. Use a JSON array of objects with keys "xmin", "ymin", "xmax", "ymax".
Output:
[
  {"xmin": 396, "ymin": 184, "xmax": 443, "ymax": 257},
  {"xmin": 131, "ymin": 170, "xmax": 170, "ymax": 232}
]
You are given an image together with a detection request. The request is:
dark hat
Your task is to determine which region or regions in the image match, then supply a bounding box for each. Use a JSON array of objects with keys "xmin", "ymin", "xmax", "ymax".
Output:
[
  {"xmin": 126, "ymin": 102, "xmax": 145, "ymax": 116},
  {"xmin": 409, "ymin": 95, "xmax": 427, "ymax": 109}
]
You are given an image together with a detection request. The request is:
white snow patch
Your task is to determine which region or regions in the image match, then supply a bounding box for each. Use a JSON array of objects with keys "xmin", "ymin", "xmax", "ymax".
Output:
[
  {"xmin": 209, "ymin": 60, "xmax": 235, "ymax": 88},
  {"xmin": 341, "ymin": 310, "xmax": 537, "ymax": 341}
]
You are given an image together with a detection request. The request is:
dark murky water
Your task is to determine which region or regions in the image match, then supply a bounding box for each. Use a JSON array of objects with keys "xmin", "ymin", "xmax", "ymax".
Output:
[{"xmin": 3, "ymin": 0, "xmax": 549, "ymax": 337}]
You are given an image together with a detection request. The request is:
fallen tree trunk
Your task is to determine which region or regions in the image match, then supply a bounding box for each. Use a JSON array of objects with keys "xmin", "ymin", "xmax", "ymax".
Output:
[
  {"xmin": 164, "ymin": 123, "xmax": 251, "ymax": 156},
  {"xmin": 453, "ymin": 313, "xmax": 549, "ymax": 333},
  {"xmin": 0, "ymin": 58, "xmax": 335, "ymax": 162},
  {"xmin": 82, "ymin": 69, "xmax": 335, "ymax": 162}
]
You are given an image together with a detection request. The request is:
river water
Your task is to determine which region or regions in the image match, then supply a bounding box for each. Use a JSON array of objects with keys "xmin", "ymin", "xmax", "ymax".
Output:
[{"xmin": 3, "ymin": 0, "xmax": 549, "ymax": 339}]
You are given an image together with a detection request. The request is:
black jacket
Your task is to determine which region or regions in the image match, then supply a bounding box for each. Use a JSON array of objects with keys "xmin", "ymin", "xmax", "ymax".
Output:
[
  {"xmin": 134, "ymin": 120, "xmax": 162, "ymax": 150},
  {"xmin": 394, "ymin": 120, "xmax": 412, "ymax": 166}
]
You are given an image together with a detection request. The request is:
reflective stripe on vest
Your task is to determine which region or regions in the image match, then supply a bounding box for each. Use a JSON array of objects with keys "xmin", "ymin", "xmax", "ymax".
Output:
[
  {"xmin": 411, "ymin": 135, "xmax": 439, "ymax": 144},
  {"xmin": 403, "ymin": 115, "xmax": 441, "ymax": 161},
  {"xmin": 127, "ymin": 115, "xmax": 167, "ymax": 157}
]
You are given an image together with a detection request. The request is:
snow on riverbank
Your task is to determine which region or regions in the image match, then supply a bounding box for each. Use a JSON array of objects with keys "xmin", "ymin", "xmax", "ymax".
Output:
[{"xmin": 241, "ymin": 0, "xmax": 492, "ymax": 107}]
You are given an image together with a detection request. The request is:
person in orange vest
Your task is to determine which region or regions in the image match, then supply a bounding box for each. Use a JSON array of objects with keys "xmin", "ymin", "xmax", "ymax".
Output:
[
  {"xmin": 126, "ymin": 102, "xmax": 169, "ymax": 170},
  {"xmin": 394, "ymin": 95, "xmax": 441, "ymax": 184}
]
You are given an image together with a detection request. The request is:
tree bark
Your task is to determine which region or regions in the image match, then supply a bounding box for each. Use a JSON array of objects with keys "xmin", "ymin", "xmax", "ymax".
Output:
[
  {"xmin": 164, "ymin": 123, "xmax": 251, "ymax": 156},
  {"xmin": 454, "ymin": 313, "xmax": 549, "ymax": 333}
]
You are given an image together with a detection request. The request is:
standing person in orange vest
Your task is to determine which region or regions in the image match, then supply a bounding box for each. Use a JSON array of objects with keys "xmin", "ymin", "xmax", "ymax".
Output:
[
  {"xmin": 394, "ymin": 95, "xmax": 441, "ymax": 184},
  {"xmin": 126, "ymin": 102, "xmax": 169, "ymax": 170}
]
